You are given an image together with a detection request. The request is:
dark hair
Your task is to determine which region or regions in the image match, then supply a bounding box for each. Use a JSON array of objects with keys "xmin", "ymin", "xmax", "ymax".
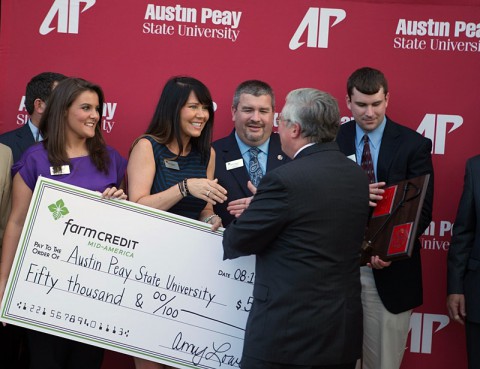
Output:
[
  {"xmin": 25, "ymin": 72, "xmax": 67, "ymax": 115},
  {"xmin": 143, "ymin": 76, "xmax": 214, "ymax": 164},
  {"xmin": 232, "ymin": 80, "xmax": 275, "ymax": 110},
  {"xmin": 347, "ymin": 67, "xmax": 388, "ymax": 98},
  {"xmin": 39, "ymin": 77, "xmax": 110, "ymax": 173}
]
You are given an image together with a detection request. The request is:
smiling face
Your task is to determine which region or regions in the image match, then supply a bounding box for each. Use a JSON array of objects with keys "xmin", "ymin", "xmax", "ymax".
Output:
[
  {"xmin": 346, "ymin": 87, "xmax": 389, "ymax": 132},
  {"xmin": 65, "ymin": 90, "xmax": 100, "ymax": 140},
  {"xmin": 232, "ymin": 93, "xmax": 274, "ymax": 147},
  {"xmin": 179, "ymin": 91, "xmax": 210, "ymax": 141}
]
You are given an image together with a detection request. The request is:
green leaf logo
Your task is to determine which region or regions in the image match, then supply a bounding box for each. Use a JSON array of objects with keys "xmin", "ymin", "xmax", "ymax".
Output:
[{"xmin": 48, "ymin": 199, "xmax": 69, "ymax": 220}]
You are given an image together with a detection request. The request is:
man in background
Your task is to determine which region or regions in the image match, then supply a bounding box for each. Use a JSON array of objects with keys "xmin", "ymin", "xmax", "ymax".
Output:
[
  {"xmin": 447, "ymin": 155, "xmax": 480, "ymax": 369},
  {"xmin": 0, "ymin": 71, "xmax": 66, "ymax": 368},
  {"xmin": 213, "ymin": 80, "xmax": 288, "ymax": 226},
  {"xmin": 0, "ymin": 72, "xmax": 66, "ymax": 162},
  {"xmin": 224, "ymin": 88, "xmax": 370, "ymax": 369},
  {"xmin": 336, "ymin": 67, "xmax": 434, "ymax": 369}
]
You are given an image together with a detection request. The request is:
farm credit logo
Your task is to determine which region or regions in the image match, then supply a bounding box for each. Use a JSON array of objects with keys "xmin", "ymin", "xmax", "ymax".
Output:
[
  {"xmin": 394, "ymin": 18, "xmax": 480, "ymax": 52},
  {"xmin": 143, "ymin": 4, "xmax": 242, "ymax": 42}
]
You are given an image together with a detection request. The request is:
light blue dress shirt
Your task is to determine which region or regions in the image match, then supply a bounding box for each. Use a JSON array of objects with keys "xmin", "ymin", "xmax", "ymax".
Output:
[
  {"xmin": 28, "ymin": 119, "xmax": 43, "ymax": 142},
  {"xmin": 355, "ymin": 117, "xmax": 387, "ymax": 182},
  {"xmin": 234, "ymin": 132, "xmax": 269, "ymax": 175}
]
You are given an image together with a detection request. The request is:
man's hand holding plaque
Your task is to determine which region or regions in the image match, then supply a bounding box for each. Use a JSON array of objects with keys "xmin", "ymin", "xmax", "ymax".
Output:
[{"xmin": 361, "ymin": 174, "xmax": 430, "ymax": 266}]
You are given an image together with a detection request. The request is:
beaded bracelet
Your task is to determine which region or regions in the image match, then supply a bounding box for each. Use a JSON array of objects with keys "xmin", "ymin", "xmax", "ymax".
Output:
[
  {"xmin": 178, "ymin": 181, "xmax": 187, "ymax": 198},
  {"xmin": 203, "ymin": 214, "xmax": 219, "ymax": 224},
  {"xmin": 183, "ymin": 178, "xmax": 190, "ymax": 196}
]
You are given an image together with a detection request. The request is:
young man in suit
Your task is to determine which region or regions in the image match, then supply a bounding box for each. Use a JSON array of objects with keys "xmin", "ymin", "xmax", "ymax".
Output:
[
  {"xmin": 223, "ymin": 88, "xmax": 370, "ymax": 369},
  {"xmin": 212, "ymin": 80, "xmax": 289, "ymax": 226},
  {"xmin": 0, "ymin": 72, "xmax": 66, "ymax": 162},
  {"xmin": 447, "ymin": 156, "xmax": 480, "ymax": 369},
  {"xmin": 336, "ymin": 67, "xmax": 434, "ymax": 369},
  {"xmin": 0, "ymin": 72, "xmax": 66, "ymax": 369}
]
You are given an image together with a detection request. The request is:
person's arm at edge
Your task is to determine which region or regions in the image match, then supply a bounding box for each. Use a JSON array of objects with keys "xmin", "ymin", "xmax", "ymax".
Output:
[
  {"xmin": 0, "ymin": 148, "xmax": 13, "ymax": 246},
  {"xmin": 447, "ymin": 158, "xmax": 475, "ymax": 324},
  {"xmin": 0, "ymin": 174, "xmax": 32, "ymax": 305}
]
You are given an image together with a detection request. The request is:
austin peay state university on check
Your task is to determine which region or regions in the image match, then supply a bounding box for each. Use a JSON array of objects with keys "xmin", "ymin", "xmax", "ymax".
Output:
[{"xmin": 0, "ymin": 177, "xmax": 255, "ymax": 369}]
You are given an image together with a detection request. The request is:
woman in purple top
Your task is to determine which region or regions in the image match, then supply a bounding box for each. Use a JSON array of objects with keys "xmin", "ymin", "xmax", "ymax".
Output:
[{"xmin": 0, "ymin": 78, "xmax": 127, "ymax": 369}]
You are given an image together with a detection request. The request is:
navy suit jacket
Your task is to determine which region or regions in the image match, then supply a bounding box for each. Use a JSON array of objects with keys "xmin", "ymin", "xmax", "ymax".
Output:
[
  {"xmin": 223, "ymin": 142, "xmax": 370, "ymax": 365},
  {"xmin": 336, "ymin": 118, "xmax": 434, "ymax": 313},
  {"xmin": 448, "ymin": 155, "xmax": 480, "ymax": 323},
  {"xmin": 0, "ymin": 124, "xmax": 36, "ymax": 163},
  {"xmin": 212, "ymin": 130, "xmax": 289, "ymax": 226}
]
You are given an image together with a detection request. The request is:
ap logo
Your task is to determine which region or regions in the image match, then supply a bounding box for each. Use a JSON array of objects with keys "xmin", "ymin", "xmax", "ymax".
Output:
[
  {"xmin": 409, "ymin": 313, "xmax": 449, "ymax": 354},
  {"xmin": 40, "ymin": 0, "xmax": 96, "ymax": 35},
  {"xmin": 289, "ymin": 8, "xmax": 347, "ymax": 50},
  {"xmin": 416, "ymin": 114, "xmax": 463, "ymax": 155}
]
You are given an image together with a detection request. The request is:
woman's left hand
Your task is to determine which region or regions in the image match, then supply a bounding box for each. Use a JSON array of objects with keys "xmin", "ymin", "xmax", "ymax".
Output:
[{"xmin": 102, "ymin": 187, "xmax": 127, "ymax": 200}]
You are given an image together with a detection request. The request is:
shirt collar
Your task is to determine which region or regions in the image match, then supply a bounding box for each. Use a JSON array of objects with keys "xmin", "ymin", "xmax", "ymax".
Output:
[
  {"xmin": 294, "ymin": 143, "xmax": 315, "ymax": 158},
  {"xmin": 234, "ymin": 131, "xmax": 270, "ymax": 155},
  {"xmin": 354, "ymin": 117, "xmax": 386, "ymax": 150},
  {"xmin": 28, "ymin": 119, "xmax": 42, "ymax": 142}
]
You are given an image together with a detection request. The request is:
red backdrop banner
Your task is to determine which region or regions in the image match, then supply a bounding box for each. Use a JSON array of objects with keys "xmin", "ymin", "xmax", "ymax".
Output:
[{"xmin": 1, "ymin": 1, "xmax": 479, "ymax": 368}]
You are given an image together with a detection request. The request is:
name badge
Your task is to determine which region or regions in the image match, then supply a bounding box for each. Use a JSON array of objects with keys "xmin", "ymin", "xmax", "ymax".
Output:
[
  {"xmin": 226, "ymin": 159, "xmax": 244, "ymax": 171},
  {"xmin": 50, "ymin": 165, "xmax": 70, "ymax": 176},
  {"xmin": 347, "ymin": 154, "xmax": 357, "ymax": 163},
  {"xmin": 164, "ymin": 160, "xmax": 180, "ymax": 170}
]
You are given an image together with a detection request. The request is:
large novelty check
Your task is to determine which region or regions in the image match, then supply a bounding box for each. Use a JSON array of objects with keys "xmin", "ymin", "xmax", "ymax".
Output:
[{"xmin": 0, "ymin": 177, "xmax": 255, "ymax": 368}]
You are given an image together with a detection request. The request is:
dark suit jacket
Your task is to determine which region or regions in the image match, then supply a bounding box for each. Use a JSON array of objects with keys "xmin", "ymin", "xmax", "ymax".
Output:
[
  {"xmin": 0, "ymin": 124, "xmax": 36, "ymax": 163},
  {"xmin": 448, "ymin": 155, "xmax": 480, "ymax": 323},
  {"xmin": 223, "ymin": 142, "xmax": 370, "ymax": 366},
  {"xmin": 212, "ymin": 130, "xmax": 289, "ymax": 226},
  {"xmin": 336, "ymin": 118, "xmax": 434, "ymax": 313}
]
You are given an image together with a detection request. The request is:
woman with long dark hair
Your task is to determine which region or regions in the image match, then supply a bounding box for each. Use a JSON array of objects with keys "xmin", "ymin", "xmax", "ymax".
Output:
[
  {"xmin": 0, "ymin": 77, "xmax": 127, "ymax": 369},
  {"xmin": 127, "ymin": 76, "xmax": 227, "ymax": 369}
]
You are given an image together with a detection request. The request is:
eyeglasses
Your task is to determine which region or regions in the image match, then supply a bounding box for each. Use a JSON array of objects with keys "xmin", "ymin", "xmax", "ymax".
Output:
[{"xmin": 275, "ymin": 114, "xmax": 290, "ymax": 127}]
